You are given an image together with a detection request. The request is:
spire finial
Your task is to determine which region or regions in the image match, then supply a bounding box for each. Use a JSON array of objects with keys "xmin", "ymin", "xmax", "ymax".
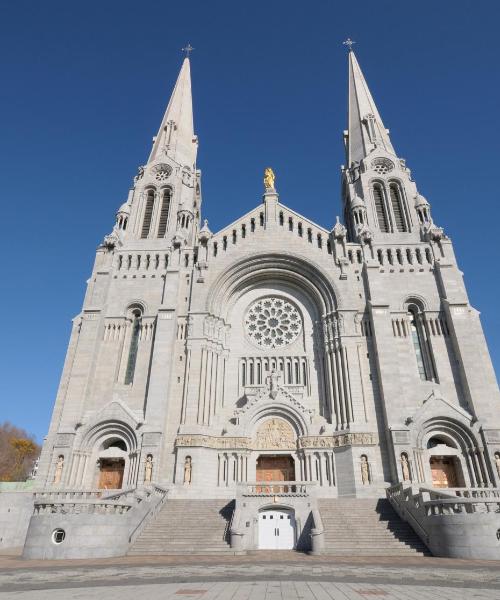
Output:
[
  {"xmin": 181, "ymin": 43, "xmax": 194, "ymax": 58},
  {"xmin": 343, "ymin": 38, "xmax": 356, "ymax": 52}
]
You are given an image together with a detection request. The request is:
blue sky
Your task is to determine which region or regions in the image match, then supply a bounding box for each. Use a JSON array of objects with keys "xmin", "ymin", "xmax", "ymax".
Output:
[{"xmin": 1, "ymin": 0, "xmax": 499, "ymax": 442}]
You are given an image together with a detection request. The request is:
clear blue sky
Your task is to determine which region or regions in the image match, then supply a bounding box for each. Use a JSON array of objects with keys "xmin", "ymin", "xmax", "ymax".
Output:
[{"xmin": 1, "ymin": 0, "xmax": 499, "ymax": 442}]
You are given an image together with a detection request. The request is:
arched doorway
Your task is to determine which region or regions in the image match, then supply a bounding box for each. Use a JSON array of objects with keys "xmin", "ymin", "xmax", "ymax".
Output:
[
  {"xmin": 97, "ymin": 439, "xmax": 127, "ymax": 490},
  {"xmin": 429, "ymin": 456, "xmax": 462, "ymax": 488},
  {"xmin": 98, "ymin": 458, "xmax": 125, "ymax": 489},
  {"xmin": 258, "ymin": 508, "xmax": 296, "ymax": 550},
  {"xmin": 256, "ymin": 455, "xmax": 295, "ymax": 492}
]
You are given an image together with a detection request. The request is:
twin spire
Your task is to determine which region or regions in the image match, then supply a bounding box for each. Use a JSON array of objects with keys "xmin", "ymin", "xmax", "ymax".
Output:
[
  {"xmin": 148, "ymin": 47, "xmax": 396, "ymax": 170},
  {"xmin": 346, "ymin": 49, "xmax": 396, "ymax": 165},
  {"xmin": 148, "ymin": 57, "xmax": 196, "ymax": 168}
]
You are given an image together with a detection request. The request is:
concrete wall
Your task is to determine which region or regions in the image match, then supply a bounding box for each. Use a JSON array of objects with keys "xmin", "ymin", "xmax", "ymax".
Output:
[
  {"xmin": 22, "ymin": 512, "xmax": 134, "ymax": 559},
  {"xmin": 0, "ymin": 491, "xmax": 34, "ymax": 550},
  {"xmin": 424, "ymin": 513, "xmax": 500, "ymax": 560}
]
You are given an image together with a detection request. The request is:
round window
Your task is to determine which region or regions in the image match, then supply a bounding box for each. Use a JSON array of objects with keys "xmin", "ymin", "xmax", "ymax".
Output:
[
  {"xmin": 52, "ymin": 528, "xmax": 66, "ymax": 544},
  {"xmin": 244, "ymin": 297, "xmax": 302, "ymax": 349}
]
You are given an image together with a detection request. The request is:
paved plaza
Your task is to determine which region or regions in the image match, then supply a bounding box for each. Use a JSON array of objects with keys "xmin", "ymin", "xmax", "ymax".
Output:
[{"xmin": 0, "ymin": 552, "xmax": 500, "ymax": 599}]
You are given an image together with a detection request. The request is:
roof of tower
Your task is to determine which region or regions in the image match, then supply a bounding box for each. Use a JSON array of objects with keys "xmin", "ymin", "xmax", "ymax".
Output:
[
  {"xmin": 347, "ymin": 50, "xmax": 396, "ymax": 165},
  {"xmin": 148, "ymin": 57, "xmax": 197, "ymax": 167}
]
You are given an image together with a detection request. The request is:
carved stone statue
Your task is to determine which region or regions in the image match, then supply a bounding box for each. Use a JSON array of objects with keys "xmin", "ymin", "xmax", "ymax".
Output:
[
  {"xmin": 256, "ymin": 418, "xmax": 296, "ymax": 450},
  {"xmin": 53, "ymin": 455, "xmax": 64, "ymax": 484},
  {"xmin": 266, "ymin": 368, "xmax": 280, "ymax": 399},
  {"xmin": 183, "ymin": 456, "xmax": 192, "ymax": 485},
  {"xmin": 263, "ymin": 167, "xmax": 275, "ymax": 191},
  {"xmin": 495, "ymin": 453, "xmax": 500, "ymax": 478},
  {"xmin": 144, "ymin": 454, "xmax": 153, "ymax": 483},
  {"xmin": 400, "ymin": 453, "xmax": 410, "ymax": 482},
  {"xmin": 361, "ymin": 455, "xmax": 370, "ymax": 485}
]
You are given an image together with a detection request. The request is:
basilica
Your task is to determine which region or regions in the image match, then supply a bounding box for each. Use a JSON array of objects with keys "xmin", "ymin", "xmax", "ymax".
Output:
[{"xmin": 6, "ymin": 48, "xmax": 500, "ymax": 559}]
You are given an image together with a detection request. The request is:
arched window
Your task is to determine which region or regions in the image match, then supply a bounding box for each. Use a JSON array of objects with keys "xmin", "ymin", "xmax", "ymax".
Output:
[
  {"xmin": 407, "ymin": 303, "xmax": 436, "ymax": 382},
  {"xmin": 125, "ymin": 309, "xmax": 141, "ymax": 384},
  {"xmin": 373, "ymin": 184, "xmax": 389, "ymax": 232},
  {"xmin": 157, "ymin": 188, "xmax": 171, "ymax": 238},
  {"xmin": 389, "ymin": 183, "xmax": 407, "ymax": 232},
  {"xmin": 141, "ymin": 190, "xmax": 155, "ymax": 238}
]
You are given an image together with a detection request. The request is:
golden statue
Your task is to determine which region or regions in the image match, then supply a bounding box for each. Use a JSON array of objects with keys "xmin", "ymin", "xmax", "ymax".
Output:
[{"xmin": 263, "ymin": 167, "xmax": 275, "ymax": 191}]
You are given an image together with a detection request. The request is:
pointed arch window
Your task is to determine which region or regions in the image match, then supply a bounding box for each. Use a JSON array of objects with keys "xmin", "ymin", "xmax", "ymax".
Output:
[
  {"xmin": 157, "ymin": 188, "xmax": 171, "ymax": 238},
  {"xmin": 141, "ymin": 190, "xmax": 155, "ymax": 238},
  {"xmin": 373, "ymin": 183, "xmax": 389, "ymax": 232},
  {"xmin": 407, "ymin": 303, "xmax": 437, "ymax": 382},
  {"xmin": 125, "ymin": 310, "xmax": 141, "ymax": 384},
  {"xmin": 389, "ymin": 183, "xmax": 407, "ymax": 232}
]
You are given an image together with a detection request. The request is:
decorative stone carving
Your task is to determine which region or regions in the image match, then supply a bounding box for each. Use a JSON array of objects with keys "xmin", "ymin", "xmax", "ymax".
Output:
[
  {"xmin": 245, "ymin": 297, "xmax": 302, "ymax": 349},
  {"xmin": 266, "ymin": 368, "xmax": 280, "ymax": 399},
  {"xmin": 183, "ymin": 456, "xmax": 192, "ymax": 485},
  {"xmin": 361, "ymin": 455, "xmax": 370, "ymax": 485},
  {"xmin": 175, "ymin": 435, "xmax": 251, "ymax": 450},
  {"xmin": 133, "ymin": 165, "xmax": 145, "ymax": 184},
  {"xmin": 371, "ymin": 157, "xmax": 394, "ymax": 174},
  {"xmin": 495, "ymin": 453, "xmax": 500, "ymax": 478},
  {"xmin": 400, "ymin": 453, "xmax": 410, "ymax": 482},
  {"xmin": 102, "ymin": 229, "xmax": 120, "ymax": 250},
  {"xmin": 299, "ymin": 432, "xmax": 377, "ymax": 449},
  {"xmin": 144, "ymin": 454, "xmax": 153, "ymax": 483},
  {"xmin": 255, "ymin": 418, "xmax": 296, "ymax": 450},
  {"xmin": 53, "ymin": 455, "xmax": 64, "ymax": 484},
  {"xmin": 332, "ymin": 216, "xmax": 347, "ymax": 240}
]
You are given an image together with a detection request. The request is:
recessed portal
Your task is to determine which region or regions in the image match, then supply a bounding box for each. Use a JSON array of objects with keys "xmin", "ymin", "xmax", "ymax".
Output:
[
  {"xmin": 98, "ymin": 458, "xmax": 125, "ymax": 490},
  {"xmin": 256, "ymin": 454, "xmax": 295, "ymax": 493},
  {"xmin": 430, "ymin": 456, "xmax": 462, "ymax": 488}
]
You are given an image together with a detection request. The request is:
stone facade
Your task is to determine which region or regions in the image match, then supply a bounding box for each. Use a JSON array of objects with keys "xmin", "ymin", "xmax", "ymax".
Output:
[{"xmin": 13, "ymin": 50, "xmax": 500, "ymax": 556}]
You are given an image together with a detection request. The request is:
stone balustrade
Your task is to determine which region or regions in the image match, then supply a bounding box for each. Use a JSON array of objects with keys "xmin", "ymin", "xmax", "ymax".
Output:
[
  {"xmin": 386, "ymin": 483, "xmax": 500, "ymax": 559},
  {"xmin": 238, "ymin": 481, "xmax": 312, "ymax": 497},
  {"xmin": 33, "ymin": 500, "xmax": 132, "ymax": 516}
]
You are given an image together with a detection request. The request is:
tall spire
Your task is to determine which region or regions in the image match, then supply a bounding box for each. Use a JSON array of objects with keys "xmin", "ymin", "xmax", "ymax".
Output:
[
  {"xmin": 148, "ymin": 57, "xmax": 197, "ymax": 167},
  {"xmin": 346, "ymin": 50, "xmax": 395, "ymax": 165}
]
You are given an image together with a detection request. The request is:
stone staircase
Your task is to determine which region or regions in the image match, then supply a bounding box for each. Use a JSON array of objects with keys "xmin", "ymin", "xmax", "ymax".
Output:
[
  {"xmin": 318, "ymin": 498, "xmax": 430, "ymax": 556},
  {"xmin": 128, "ymin": 499, "xmax": 235, "ymax": 555}
]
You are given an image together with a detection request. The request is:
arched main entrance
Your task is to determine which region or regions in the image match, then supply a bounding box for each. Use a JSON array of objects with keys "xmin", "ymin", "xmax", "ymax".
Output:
[
  {"xmin": 256, "ymin": 454, "xmax": 295, "ymax": 493},
  {"xmin": 258, "ymin": 508, "xmax": 296, "ymax": 550}
]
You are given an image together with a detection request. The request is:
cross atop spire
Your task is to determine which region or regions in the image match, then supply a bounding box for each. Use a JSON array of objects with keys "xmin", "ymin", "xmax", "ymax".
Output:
[
  {"xmin": 182, "ymin": 43, "xmax": 194, "ymax": 58},
  {"xmin": 343, "ymin": 38, "xmax": 355, "ymax": 52}
]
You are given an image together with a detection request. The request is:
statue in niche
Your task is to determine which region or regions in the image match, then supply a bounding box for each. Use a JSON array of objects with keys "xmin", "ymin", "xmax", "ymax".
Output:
[
  {"xmin": 53, "ymin": 455, "xmax": 64, "ymax": 484},
  {"xmin": 183, "ymin": 456, "xmax": 192, "ymax": 485},
  {"xmin": 360, "ymin": 455, "xmax": 370, "ymax": 485},
  {"xmin": 495, "ymin": 453, "xmax": 500, "ymax": 478},
  {"xmin": 263, "ymin": 167, "xmax": 275, "ymax": 191},
  {"xmin": 144, "ymin": 454, "xmax": 153, "ymax": 483},
  {"xmin": 400, "ymin": 453, "xmax": 410, "ymax": 482}
]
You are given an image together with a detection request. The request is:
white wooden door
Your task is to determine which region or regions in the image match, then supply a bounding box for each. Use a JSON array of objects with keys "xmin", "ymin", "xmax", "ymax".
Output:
[{"xmin": 258, "ymin": 510, "xmax": 296, "ymax": 549}]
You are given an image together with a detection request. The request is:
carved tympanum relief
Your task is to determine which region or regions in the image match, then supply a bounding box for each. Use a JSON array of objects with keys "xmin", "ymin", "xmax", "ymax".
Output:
[{"xmin": 255, "ymin": 418, "xmax": 296, "ymax": 450}]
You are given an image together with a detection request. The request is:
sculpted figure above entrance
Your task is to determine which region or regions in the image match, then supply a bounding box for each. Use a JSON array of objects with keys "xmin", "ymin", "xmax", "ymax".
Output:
[{"xmin": 255, "ymin": 418, "xmax": 296, "ymax": 450}]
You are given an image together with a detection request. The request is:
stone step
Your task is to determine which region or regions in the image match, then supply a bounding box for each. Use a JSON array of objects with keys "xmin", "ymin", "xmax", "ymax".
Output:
[
  {"xmin": 318, "ymin": 498, "xmax": 430, "ymax": 557},
  {"xmin": 128, "ymin": 499, "xmax": 234, "ymax": 556}
]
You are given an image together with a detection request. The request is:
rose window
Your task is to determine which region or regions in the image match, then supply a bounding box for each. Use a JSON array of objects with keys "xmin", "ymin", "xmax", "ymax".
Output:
[{"xmin": 245, "ymin": 297, "xmax": 302, "ymax": 349}]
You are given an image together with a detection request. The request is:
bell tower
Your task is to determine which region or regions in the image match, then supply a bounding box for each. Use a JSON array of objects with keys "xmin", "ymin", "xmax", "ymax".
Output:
[
  {"xmin": 116, "ymin": 55, "xmax": 201, "ymax": 248},
  {"xmin": 341, "ymin": 48, "xmax": 437, "ymax": 244}
]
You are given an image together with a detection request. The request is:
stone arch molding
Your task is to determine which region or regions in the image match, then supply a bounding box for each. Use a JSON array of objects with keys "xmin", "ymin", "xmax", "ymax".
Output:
[
  {"xmin": 232, "ymin": 385, "xmax": 316, "ymax": 438},
  {"xmin": 78, "ymin": 399, "xmax": 142, "ymax": 453},
  {"xmin": 206, "ymin": 253, "xmax": 341, "ymax": 322},
  {"xmin": 407, "ymin": 390, "xmax": 481, "ymax": 451}
]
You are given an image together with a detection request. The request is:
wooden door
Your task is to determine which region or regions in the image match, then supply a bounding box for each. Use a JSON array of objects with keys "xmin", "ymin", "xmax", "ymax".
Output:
[
  {"xmin": 98, "ymin": 459, "xmax": 125, "ymax": 490},
  {"xmin": 256, "ymin": 456, "xmax": 295, "ymax": 492},
  {"xmin": 430, "ymin": 456, "xmax": 458, "ymax": 488}
]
